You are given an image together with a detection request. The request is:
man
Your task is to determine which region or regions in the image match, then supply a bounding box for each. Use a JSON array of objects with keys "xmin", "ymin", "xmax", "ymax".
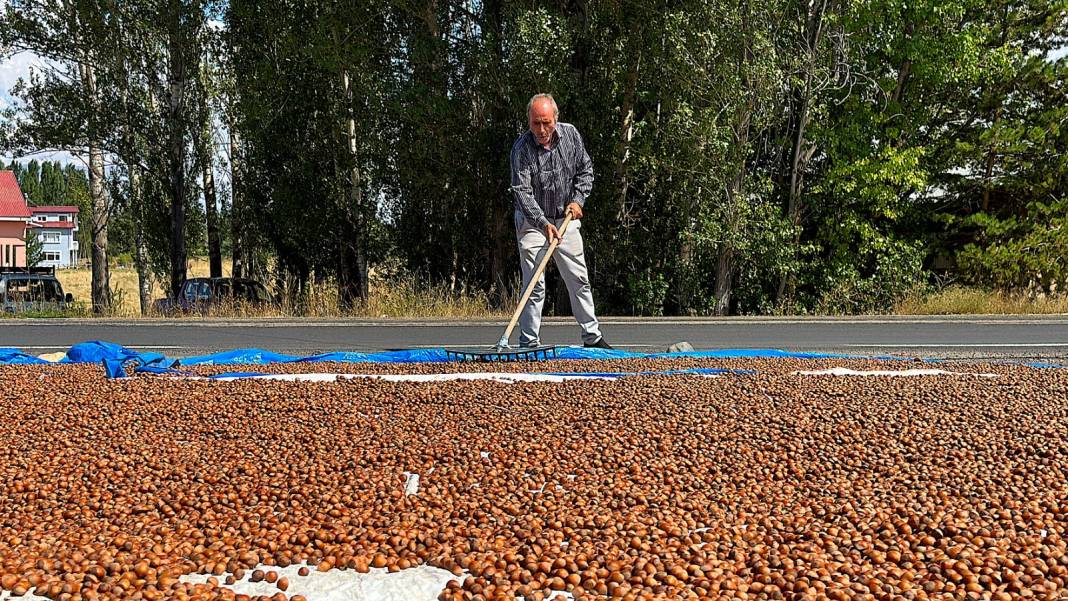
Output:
[{"xmin": 509, "ymin": 93, "xmax": 611, "ymax": 350}]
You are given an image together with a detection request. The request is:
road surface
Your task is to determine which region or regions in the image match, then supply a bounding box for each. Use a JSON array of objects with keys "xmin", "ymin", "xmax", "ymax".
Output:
[{"xmin": 2, "ymin": 315, "xmax": 1066, "ymax": 359}]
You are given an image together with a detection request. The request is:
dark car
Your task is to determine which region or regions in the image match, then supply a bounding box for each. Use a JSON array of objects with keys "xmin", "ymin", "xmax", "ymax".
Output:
[
  {"xmin": 153, "ymin": 277, "xmax": 273, "ymax": 314},
  {"xmin": 0, "ymin": 267, "xmax": 74, "ymax": 314}
]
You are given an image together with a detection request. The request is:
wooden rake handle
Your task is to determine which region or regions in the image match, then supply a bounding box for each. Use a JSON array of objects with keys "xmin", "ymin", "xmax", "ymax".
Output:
[{"xmin": 496, "ymin": 212, "xmax": 574, "ymax": 348}]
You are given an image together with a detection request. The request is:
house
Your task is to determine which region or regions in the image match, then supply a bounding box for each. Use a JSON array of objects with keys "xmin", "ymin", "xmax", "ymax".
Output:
[
  {"xmin": 29, "ymin": 206, "xmax": 80, "ymax": 268},
  {"xmin": 0, "ymin": 170, "xmax": 32, "ymax": 268}
]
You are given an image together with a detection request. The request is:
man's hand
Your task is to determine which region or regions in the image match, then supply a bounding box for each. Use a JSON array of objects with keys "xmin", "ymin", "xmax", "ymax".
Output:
[
  {"xmin": 544, "ymin": 222, "xmax": 562, "ymax": 244},
  {"xmin": 566, "ymin": 202, "xmax": 583, "ymax": 220}
]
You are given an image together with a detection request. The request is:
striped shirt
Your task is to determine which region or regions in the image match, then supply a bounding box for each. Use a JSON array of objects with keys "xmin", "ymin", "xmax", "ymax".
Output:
[{"xmin": 509, "ymin": 122, "xmax": 594, "ymax": 229}]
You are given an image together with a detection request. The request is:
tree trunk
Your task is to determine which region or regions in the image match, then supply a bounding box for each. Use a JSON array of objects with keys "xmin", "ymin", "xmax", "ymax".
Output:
[
  {"xmin": 229, "ymin": 127, "xmax": 245, "ymax": 279},
  {"xmin": 338, "ymin": 68, "xmax": 368, "ymax": 310},
  {"xmin": 717, "ymin": 130, "xmax": 750, "ymax": 317},
  {"xmin": 113, "ymin": 12, "xmax": 151, "ymax": 316},
  {"xmin": 202, "ymin": 163, "xmax": 222, "ymax": 277},
  {"xmin": 716, "ymin": 4, "xmax": 756, "ymax": 317},
  {"xmin": 130, "ymin": 167, "xmax": 153, "ymax": 315},
  {"xmin": 200, "ymin": 128, "xmax": 223, "ymax": 277},
  {"xmin": 776, "ymin": 0, "xmax": 827, "ymax": 304},
  {"xmin": 613, "ymin": 40, "xmax": 641, "ymax": 224},
  {"xmin": 88, "ymin": 145, "xmax": 109, "ymax": 313},
  {"xmin": 713, "ymin": 244, "xmax": 733, "ymax": 316},
  {"xmin": 80, "ymin": 62, "xmax": 110, "ymax": 314},
  {"xmin": 167, "ymin": 11, "xmax": 189, "ymax": 299}
]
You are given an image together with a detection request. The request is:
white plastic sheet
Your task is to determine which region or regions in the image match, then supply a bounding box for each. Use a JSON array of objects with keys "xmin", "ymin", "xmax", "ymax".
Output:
[
  {"xmin": 180, "ymin": 563, "xmax": 458, "ymax": 601},
  {"xmin": 0, "ymin": 590, "xmax": 49, "ymax": 601},
  {"xmin": 795, "ymin": 367, "xmax": 998, "ymax": 377},
  {"xmin": 208, "ymin": 372, "xmax": 620, "ymax": 383}
]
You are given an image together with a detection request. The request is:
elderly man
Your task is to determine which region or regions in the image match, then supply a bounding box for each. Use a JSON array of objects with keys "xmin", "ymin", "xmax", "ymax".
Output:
[{"xmin": 509, "ymin": 93, "xmax": 611, "ymax": 350}]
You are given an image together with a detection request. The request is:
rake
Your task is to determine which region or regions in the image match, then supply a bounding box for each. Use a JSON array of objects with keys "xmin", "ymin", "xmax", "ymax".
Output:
[{"xmin": 445, "ymin": 212, "xmax": 573, "ymax": 363}]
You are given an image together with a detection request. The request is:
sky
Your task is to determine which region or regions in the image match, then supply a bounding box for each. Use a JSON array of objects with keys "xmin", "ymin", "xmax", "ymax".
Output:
[
  {"xmin": 0, "ymin": 0, "xmax": 78, "ymax": 167},
  {"xmin": 0, "ymin": 50, "xmax": 79, "ymax": 167}
]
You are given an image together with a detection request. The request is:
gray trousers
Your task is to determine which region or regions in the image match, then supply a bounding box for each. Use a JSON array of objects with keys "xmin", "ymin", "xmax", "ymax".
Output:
[{"xmin": 515, "ymin": 212, "xmax": 602, "ymax": 346}]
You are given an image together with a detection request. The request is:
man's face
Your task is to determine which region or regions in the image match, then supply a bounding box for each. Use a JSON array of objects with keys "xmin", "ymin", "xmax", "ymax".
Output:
[{"xmin": 528, "ymin": 100, "xmax": 557, "ymax": 146}]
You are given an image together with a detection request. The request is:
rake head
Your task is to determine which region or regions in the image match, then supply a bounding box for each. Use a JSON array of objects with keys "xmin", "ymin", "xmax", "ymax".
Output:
[{"xmin": 444, "ymin": 345, "xmax": 559, "ymax": 363}]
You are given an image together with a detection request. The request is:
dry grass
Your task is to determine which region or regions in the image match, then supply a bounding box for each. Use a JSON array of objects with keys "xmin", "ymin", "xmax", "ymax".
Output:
[
  {"xmin": 53, "ymin": 258, "xmax": 507, "ymax": 318},
  {"xmin": 54, "ymin": 258, "xmax": 223, "ymax": 317},
  {"xmin": 51, "ymin": 261, "xmax": 1068, "ymax": 318},
  {"xmin": 894, "ymin": 286, "xmax": 1068, "ymax": 315},
  {"xmin": 186, "ymin": 277, "xmax": 506, "ymax": 319}
]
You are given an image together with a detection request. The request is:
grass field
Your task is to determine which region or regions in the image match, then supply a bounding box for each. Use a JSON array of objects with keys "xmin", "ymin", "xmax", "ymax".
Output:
[
  {"xmin": 894, "ymin": 285, "xmax": 1068, "ymax": 315},
  {"xmin": 42, "ymin": 259, "xmax": 1068, "ymax": 318},
  {"xmin": 54, "ymin": 258, "xmax": 222, "ymax": 317},
  {"xmin": 52, "ymin": 258, "xmax": 505, "ymax": 318}
]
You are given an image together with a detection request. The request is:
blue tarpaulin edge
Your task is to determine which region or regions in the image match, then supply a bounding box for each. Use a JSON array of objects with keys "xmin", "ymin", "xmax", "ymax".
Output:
[
  {"xmin": 0, "ymin": 348, "xmax": 51, "ymax": 365},
  {"xmin": 3, "ymin": 340, "xmax": 1064, "ymax": 374},
  {"xmin": 175, "ymin": 346, "xmax": 880, "ymax": 365},
  {"xmin": 0, "ymin": 340, "xmax": 909, "ymax": 368}
]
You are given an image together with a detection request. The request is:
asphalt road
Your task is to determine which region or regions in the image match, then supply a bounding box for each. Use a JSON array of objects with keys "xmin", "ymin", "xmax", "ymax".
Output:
[{"xmin": 2, "ymin": 315, "xmax": 1067, "ymax": 359}]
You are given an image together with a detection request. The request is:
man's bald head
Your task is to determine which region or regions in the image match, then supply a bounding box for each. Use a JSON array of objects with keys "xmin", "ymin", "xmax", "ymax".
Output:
[{"xmin": 527, "ymin": 93, "xmax": 559, "ymax": 119}]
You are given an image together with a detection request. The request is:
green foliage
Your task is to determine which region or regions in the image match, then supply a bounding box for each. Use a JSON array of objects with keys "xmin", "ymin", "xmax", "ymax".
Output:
[
  {"xmin": 24, "ymin": 229, "xmax": 43, "ymax": 267},
  {"xmin": 624, "ymin": 270, "xmax": 668, "ymax": 316},
  {"xmin": 954, "ymin": 198, "xmax": 1068, "ymax": 291},
  {"xmin": 1, "ymin": 0, "xmax": 1064, "ymax": 315},
  {"xmin": 802, "ymin": 146, "xmax": 929, "ymax": 312}
]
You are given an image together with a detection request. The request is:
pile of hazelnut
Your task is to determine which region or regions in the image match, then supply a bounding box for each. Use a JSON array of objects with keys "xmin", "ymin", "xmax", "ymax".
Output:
[{"xmin": 0, "ymin": 358, "xmax": 1065, "ymax": 601}]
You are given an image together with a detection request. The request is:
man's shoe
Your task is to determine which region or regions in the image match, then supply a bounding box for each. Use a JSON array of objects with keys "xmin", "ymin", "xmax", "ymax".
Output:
[{"xmin": 584, "ymin": 337, "xmax": 613, "ymax": 350}]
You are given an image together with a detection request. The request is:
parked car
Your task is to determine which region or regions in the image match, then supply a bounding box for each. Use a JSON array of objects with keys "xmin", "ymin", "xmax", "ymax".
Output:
[
  {"xmin": 0, "ymin": 267, "xmax": 74, "ymax": 313},
  {"xmin": 153, "ymin": 277, "xmax": 273, "ymax": 314}
]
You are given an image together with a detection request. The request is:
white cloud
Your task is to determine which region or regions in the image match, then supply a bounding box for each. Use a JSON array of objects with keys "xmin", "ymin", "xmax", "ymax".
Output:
[
  {"xmin": 1, "ymin": 51, "xmax": 79, "ymax": 167},
  {"xmin": 0, "ymin": 50, "xmax": 44, "ymax": 109}
]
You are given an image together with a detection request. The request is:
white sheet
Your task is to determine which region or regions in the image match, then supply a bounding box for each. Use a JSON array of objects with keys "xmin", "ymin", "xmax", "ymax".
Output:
[
  {"xmin": 208, "ymin": 372, "xmax": 621, "ymax": 383},
  {"xmin": 180, "ymin": 563, "xmax": 458, "ymax": 601},
  {"xmin": 796, "ymin": 367, "xmax": 997, "ymax": 377}
]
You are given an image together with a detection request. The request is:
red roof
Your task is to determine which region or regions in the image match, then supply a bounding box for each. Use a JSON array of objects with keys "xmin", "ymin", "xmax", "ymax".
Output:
[
  {"xmin": 31, "ymin": 219, "xmax": 76, "ymax": 229},
  {"xmin": 0, "ymin": 171, "xmax": 31, "ymax": 219},
  {"xmin": 31, "ymin": 205, "xmax": 80, "ymax": 214}
]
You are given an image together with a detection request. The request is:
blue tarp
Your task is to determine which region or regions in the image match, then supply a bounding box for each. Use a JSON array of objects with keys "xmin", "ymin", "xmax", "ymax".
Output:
[
  {"xmin": 2, "ymin": 339, "xmax": 1062, "ymax": 376},
  {"xmin": 0, "ymin": 348, "xmax": 50, "ymax": 365},
  {"xmin": 177, "ymin": 348, "xmax": 302, "ymax": 366},
  {"xmin": 61, "ymin": 340, "xmax": 167, "ymax": 367},
  {"xmin": 1026, "ymin": 361, "xmax": 1067, "ymax": 369},
  {"xmin": 179, "ymin": 346, "xmax": 873, "ymax": 366},
  {"xmin": 0, "ymin": 340, "xmax": 898, "ymax": 370}
]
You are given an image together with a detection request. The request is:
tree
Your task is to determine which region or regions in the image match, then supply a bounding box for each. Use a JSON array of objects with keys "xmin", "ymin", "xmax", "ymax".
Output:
[
  {"xmin": 195, "ymin": 41, "xmax": 223, "ymax": 278},
  {"xmin": 1, "ymin": 0, "xmax": 116, "ymax": 313},
  {"xmin": 24, "ymin": 229, "xmax": 44, "ymax": 267},
  {"xmin": 226, "ymin": 0, "xmax": 393, "ymax": 309}
]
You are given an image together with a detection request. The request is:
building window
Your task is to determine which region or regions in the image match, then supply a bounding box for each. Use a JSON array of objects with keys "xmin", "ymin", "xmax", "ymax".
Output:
[
  {"xmin": 4, "ymin": 244, "xmax": 9, "ymax": 266},
  {"xmin": 44, "ymin": 252, "xmax": 61, "ymax": 262},
  {"xmin": 58, "ymin": 216, "xmax": 68, "ymax": 221},
  {"xmin": 42, "ymin": 232, "xmax": 61, "ymax": 244}
]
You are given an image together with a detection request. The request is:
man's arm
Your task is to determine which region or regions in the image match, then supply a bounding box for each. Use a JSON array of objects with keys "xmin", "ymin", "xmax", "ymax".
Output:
[{"xmin": 509, "ymin": 143, "xmax": 550, "ymax": 230}]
